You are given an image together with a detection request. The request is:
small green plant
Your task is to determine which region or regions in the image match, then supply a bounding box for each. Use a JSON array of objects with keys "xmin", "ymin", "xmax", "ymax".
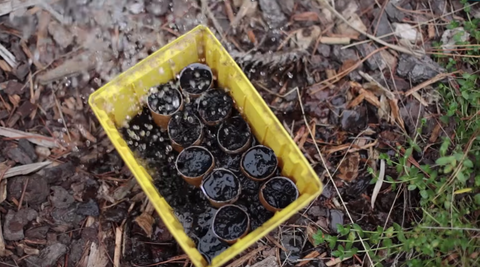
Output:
[{"xmin": 314, "ymin": 3, "xmax": 480, "ymax": 264}]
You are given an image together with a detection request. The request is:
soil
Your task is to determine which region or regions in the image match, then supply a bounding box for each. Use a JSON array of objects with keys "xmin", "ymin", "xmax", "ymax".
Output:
[
  {"xmin": 262, "ymin": 177, "xmax": 298, "ymax": 209},
  {"xmin": 148, "ymin": 82, "xmax": 182, "ymax": 115},
  {"xmin": 180, "ymin": 63, "xmax": 213, "ymax": 95},
  {"xmin": 242, "ymin": 146, "xmax": 278, "ymax": 180},
  {"xmin": 168, "ymin": 110, "xmax": 203, "ymax": 147},
  {"xmin": 176, "ymin": 147, "xmax": 213, "ymax": 177},
  {"xmin": 213, "ymin": 205, "xmax": 249, "ymax": 241},
  {"xmin": 218, "ymin": 116, "xmax": 251, "ymax": 151},
  {"xmin": 197, "ymin": 89, "xmax": 233, "ymax": 124},
  {"xmin": 202, "ymin": 169, "xmax": 240, "ymax": 202},
  {"xmin": 120, "ymin": 69, "xmax": 277, "ymax": 264},
  {"xmin": 217, "ymin": 153, "xmax": 242, "ymax": 172}
]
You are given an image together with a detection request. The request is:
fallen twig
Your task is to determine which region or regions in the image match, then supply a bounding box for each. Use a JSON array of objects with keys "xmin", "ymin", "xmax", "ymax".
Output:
[
  {"xmin": 4, "ymin": 161, "xmax": 52, "ymax": 179},
  {"xmin": 404, "ymin": 71, "xmax": 460, "ymax": 96},
  {"xmin": 319, "ymin": 36, "xmax": 351, "ymax": 45},
  {"xmin": 114, "ymin": 226, "xmax": 122, "ymax": 267}
]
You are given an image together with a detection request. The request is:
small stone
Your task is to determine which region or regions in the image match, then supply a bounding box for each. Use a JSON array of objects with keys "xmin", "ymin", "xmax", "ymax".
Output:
[
  {"xmin": 329, "ymin": 209, "xmax": 344, "ymax": 233},
  {"xmin": 48, "ymin": 21, "xmax": 73, "ymax": 49},
  {"xmin": 308, "ymin": 206, "xmax": 328, "ymax": 218},
  {"xmin": 146, "ymin": 0, "xmax": 170, "ymax": 16},
  {"xmin": 8, "ymin": 175, "xmax": 49, "ymax": 205},
  {"xmin": 5, "ymin": 80, "xmax": 25, "ymax": 95},
  {"xmin": 397, "ymin": 54, "xmax": 444, "ymax": 83},
  {"xmin": 58, "ymin": 233, "xmax": 71, "ymax": 245},
  {"xmin": 50, "ymin": 186, "xmax": 75, "ymax": 209},
  {"xmin": 316, "ymin": 44, "xmax": 331, "ymax": 58},
  {"xmin": 42, "ymin": 162, "xmax": 75, "ymax": 185},
  {"xmin": 129, "ymin": 1, "xmax": 144, "ymax": 14},
  {"xmin": 77, "ymin": 199, "xmax": 99, "ymax": 217},
  {"xmin": 6, "ymin": 145, "xmax": 33, "ymax": 164},
  {"xmin": 52, "ymin": 206, "xmax": 85, "ymax": 225},
  {"xmin": 3, "ymin": 210, "xmax": 24, "ymax": 241},
  {"xmin": 35, "ymin": 146, "xmax": 51, "ymax": 158},
  {"xmin": 372, "ymin": 8, "xmax": 393, "ymax": 38},
  {"xmin": 26, "ymin": 243, "xmax": 68, "ymax": 267},
  {"xmin": 103, "ymin": 202, "xmax": 128, "ymax": 223},
  {"xmin": 3, "ymin": 208, "xmax": 38, "ymax": 241},
  {"xmin": 18, "ymin": 139, "xmax": 38, "ymax": 162},
  {"xmin": 259, "ymin": 0, "xmax": 287, "ymax": 28},
  {"xmin": 357, "ymin": 43, "xmax": 386, "ymax": 71},
  {"xmin": 13, "ymin": 63, "xmax": 29, "ymax": 81},
  {"xmin": 25, "ymin": 226, "xmax": 49, "ymax": 239}
]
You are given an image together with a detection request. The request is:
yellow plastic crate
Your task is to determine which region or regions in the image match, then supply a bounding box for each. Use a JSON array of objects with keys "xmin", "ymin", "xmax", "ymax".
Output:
[{"xmin": 88, "ymin": 25, "xmax": 323, "ymax": 267}]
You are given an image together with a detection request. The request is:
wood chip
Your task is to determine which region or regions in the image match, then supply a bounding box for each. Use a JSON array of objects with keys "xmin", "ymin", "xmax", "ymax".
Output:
[
  {"xmin": 4, "ymin": 161, "xmax": 52, "ymax": 179},
  {"xmin": 0, "ymin": 60, "xmax": 12, "ymax": 72},
  {"xmin": 0, "ymin": 215, "xmax": 8, "ymax": 257},
  {"xmin": 134, "ymin": 212, "xmax": 154, "ymax": 238},
  {"xmin": 86, "ymin": 240, "xmax": 109, "ymax": 267},
  {"xmin": 0, "ymin": 127, "xmax": 60, "ymax": 148},
  {"xmin": 296, "ymin": 250, "xmax": 321, "ymax": 267},
  {"xmin": 114, "ymin": 226, "xmax": 122, "ymax": 267}
]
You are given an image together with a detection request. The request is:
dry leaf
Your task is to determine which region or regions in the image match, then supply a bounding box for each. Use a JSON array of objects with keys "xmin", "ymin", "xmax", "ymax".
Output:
[
  {"xmin": 429, "ymin": 122, "xmax": 442, "ymax": 143},
  {"xmin": 295, "ymin": 26, "xmax": 321, "ymax": 50},
  {"xmin": 379, "ymin": 50, "xmax": 397, "ymax": 70},
  {"xmin": 135, "ymin": 200, "xmax": 155, "ymax": 237},
  {"xmin": 337, "ymin": 152, "xmax": 360, "ymax": 182},
  {"xmin": 378, "ymin": 94, "xmax": 391, "ymax": 122},
  {"xmin": 347, "ymin": 94, "xmax": 364, "ymax": 109},
  {"xmin": 360, "ymin": 88, "xmax": 381, "ymax": 108},
  {"xmin": 77, "ymin": 124, "xmax": 97, "ymax": 143},
  {"xmin": 389, "ymin": 98, "xmax": 405, "ymax": 130},
  {"xmin": 336, "ymin": 13, "xmax": 366, "ymax": 39},
  {"xmin": 371, "ymin": 159, "xmax": 385, "ymax": 209},
  {"xmin": 0, "ymin": 127, "xmax": 60, "ymax": 148},
  {"xmin": 8, "ymin": 94, "xmax": 20, "ymax": 108},
  {"xmin": 5, "ymin": 161, "xmax": 52, "ymax": 179},
  {"xmin": 0, "ymin": 60, "xmax": 12, "ymax": 72},
  {"xmin": 393, "ymin": 23, "xmax": 420, "ymax": 42}
]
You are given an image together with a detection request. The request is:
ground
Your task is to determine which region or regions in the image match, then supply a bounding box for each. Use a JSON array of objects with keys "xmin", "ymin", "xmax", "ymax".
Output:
[{"xmin": 0, "ymin": 0, "xmax": 479, "ymax": 266}]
